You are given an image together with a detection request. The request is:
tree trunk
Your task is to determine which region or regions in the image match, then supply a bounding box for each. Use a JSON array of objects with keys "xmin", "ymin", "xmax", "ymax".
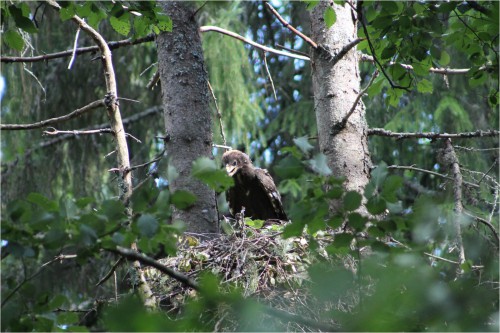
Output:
[
  {"xmin": 310, "ymin": 1, "xmax": 371, "ymax": 208},
  {"xmin": 156, "ymin": 2, "xmax": 217, "ymax": 234}
]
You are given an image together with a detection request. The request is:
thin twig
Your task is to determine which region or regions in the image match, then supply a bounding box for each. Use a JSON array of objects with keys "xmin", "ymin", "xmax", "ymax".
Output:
[
  {"xmin": 207, "ymin": 80, "xmax": 226, "ymax": 146},
  {"xmin": 68, "ymin": 24, "xmax": 81, "ymax": 69},
  {"xmin": 477, "ymin": 158, "xmax": 498, "ymax": 185},
  {"xmin": 1, "ymin": 100, "xmax": 105, "ymax": 130},
  {"xmin": 199, "ymin": 26, "xmax": 310, "ymax": 61},
  {"xmin": 463, "ymin": 210, "xmax": 499, "ymax": 246},
  {"xmin": 263, "ymin": 53, "xmax": 278, "ymax": 102},
  {"xmin": 264, "ymin": 1, "xmax": 318, "ymax": 49},
  {"xmin": 454, "ymin": 146, "xmax": 499, "ymax": 152},
  {"xmin": 424, "ymin": 252, "xmax": 482, "ymax": 268},
  {"xmin": 117, "ymin": 97, "xmax": 140, "ymax": 104},
  {"xmin": 333, "ymin": 70, "xmax": 378, "ymax": 133},
  {"xmin": 213, "ymin": 144, "xmax": 232, "ymax": 150},
  {"xmin": 368, "ymin": 128, "xmax": 499, "ymax": 139},
  {"xmin": 387, "ymin": 165, "xmax": 479, "ymax": 188},
  {"xmin": 96, "ymin": 257, "xmax": 124, "ymax": 287},
  {"xmin": 1, "ymin": 254, "xmax": 76, "ymax": 308},
  {"xmin": 275, "ymin": 44, "xmax": 309, "ymax": 57}
]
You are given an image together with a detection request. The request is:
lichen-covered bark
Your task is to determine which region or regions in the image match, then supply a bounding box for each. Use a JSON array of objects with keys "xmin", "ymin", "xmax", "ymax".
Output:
[
  {"xmin": 157, "ymin": 2, "xmax": 217, "ymax": 234},
  {"xmin": 310, "ymin": 1, "xmax": 371, "ymax": 207}
]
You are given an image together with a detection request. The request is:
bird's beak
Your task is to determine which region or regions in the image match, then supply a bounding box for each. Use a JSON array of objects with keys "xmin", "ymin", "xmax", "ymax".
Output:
[{"xmin": 225, "ymin": 164, "xmax": 237, "ymax": 177}]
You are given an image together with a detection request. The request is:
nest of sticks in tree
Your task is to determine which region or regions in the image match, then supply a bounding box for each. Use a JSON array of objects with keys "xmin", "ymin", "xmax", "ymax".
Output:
[{"xmin": 144, "ymin": 220, "xmax": 361, "ymax": 331}]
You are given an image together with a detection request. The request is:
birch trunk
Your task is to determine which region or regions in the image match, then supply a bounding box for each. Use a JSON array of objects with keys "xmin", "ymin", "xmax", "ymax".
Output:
[{"xmin": 310, "ymin": 1, "xmax": 372, "ymax": 210}]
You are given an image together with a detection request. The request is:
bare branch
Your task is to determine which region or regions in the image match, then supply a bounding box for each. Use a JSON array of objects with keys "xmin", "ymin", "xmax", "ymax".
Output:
[
  {"xmin": 463, "ymin": 210, "xmax": 499, "ymax": 246},
  {"xmin": 359, "ymin": 54, "xmax": 489, "ymax": 75},
  {"xmin": 199, "ymin": 26, "xmax": 310, "ymax": 61},
  {"xmin": 108, "ymin": 246, "xmax": 200, "ymax": 290},
  {"xmin": 1, "ymin": 34, "xmax": 155, "ymax": 63},
  {"xmin": 207, "ymin": 80, "xmax": 226, "ymax": 146},
  {"xmin": 42, "ymin": 127, "xmax": 142, "ymax": 143},
  {"xmin": 387, "ymin": 164, "xmax": 480, "ymax": 188},
  {"xmin": 368, "ymin": 128, "xmax": 499, "ymax": 139},
  {"xmin": 68, "ymin": 25, "xmax": 81, "ymax": 69},
  {"xmin": 146, "ymin": 71, "xmax": 160, "ymax": 90},
  {"xmin": 0, "ymin": 100, "xmax": 105, "ymax": 130},
  {"xmin": 264, "ymin": 1, "xmax": 318, "ymax": 49},
  {"xmin": 424, "ymin": 252, "xmax": 483, "ymax": 269},
  {"xmin": 263, "ymin": 53, "xmax": 278, "ymax": 101},
  {"xmin": 443, "ymin": 139, "xmax": 466, "ymax": 272},
  {"xmin": 96, "ymin": 257, "xmax": 124, "ymax": 287}
]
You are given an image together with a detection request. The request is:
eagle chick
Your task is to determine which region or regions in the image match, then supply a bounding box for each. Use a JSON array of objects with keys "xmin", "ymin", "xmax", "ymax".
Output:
[{"xmin": 222, "ymin": 150, "xmax": 288, "ymax": 221}]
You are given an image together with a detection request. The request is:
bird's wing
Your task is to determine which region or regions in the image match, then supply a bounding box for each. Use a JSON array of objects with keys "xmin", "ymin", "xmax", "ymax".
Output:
[{"xmin": 254, "ymin": 168, "xmax": 288, "ymax": 220}]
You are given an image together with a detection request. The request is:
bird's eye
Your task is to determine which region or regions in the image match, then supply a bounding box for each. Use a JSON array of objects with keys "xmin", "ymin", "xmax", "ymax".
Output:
[{"xmin": 232, "ymin": 161, "xmax": 237, "ymax": 166}]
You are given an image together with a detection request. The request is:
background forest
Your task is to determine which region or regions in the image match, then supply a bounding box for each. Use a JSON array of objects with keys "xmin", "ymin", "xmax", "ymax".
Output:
[{"xmin": 1, "ymin": 0, "xmax": 499, "ymax": 331}]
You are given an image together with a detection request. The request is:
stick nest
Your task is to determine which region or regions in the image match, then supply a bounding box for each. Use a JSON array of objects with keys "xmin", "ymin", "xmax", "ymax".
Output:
[{"xmin": 143, "ymin": 223, "xmax": 356, "ymax": 331}]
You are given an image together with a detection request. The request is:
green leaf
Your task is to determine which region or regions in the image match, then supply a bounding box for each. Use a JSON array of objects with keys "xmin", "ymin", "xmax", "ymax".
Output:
[
  {"xmin": 155, "ymin": 14, "xmax": 172, "ymax": 32},
  {"xmin": 3, "ymin": 30, "xmax": 24, "ymax": 51},
  {"xmin": 274, "ymin": 155, "xmax": 304, "ymax": 179},
  {"xmin": 283, "ymin": 221, "xmax": 305, "ymax": 238},
  {"xmin": 137, "ymin": 214, "xmax": 159, "ymax": 237},
  {"xmin": 79, "ymin": 224, "xmax": 98, "ymax": 246},
  {"xmin": 307, "ymin": 153, "xmax": 332, "ymax": 176},
  {"xmin": 343, "ymin": 191, "xmax": 362, "ymax": 211},
  {"xmin": 381, "ymin": 45, "xmax": 397, "ymax": 60},
  {"xmin": 439, "ymin": 50, "xmax": 450, "ymax": 66},
  {"xmin": 192, "ymin": 157, "xmax": 234, "ymax": 192},
  {"xmin": 334, "ymin": 233, "xmax": 354, "ymax": 248},
  {"xmin": 293, "ymin": 136, "xmax": 314, "ymax": 155},
  {"xmin": 348, "ymin": 212, "xmax": 366, "ymax": 230},
  {"xmin": 171, "ymin": 190, "xmax": 197, "ymax": 209},
  {"xmin": 366, "ymin": 196, "xmax": 387, "ymax": 215},
  {"xmin": 381, "ymin": 175, "xmax": 403, "ymax": 203},
  {"xmin": 417, "ymin": 79, "xmax": 433, "ymax": 93},
  {"xmin": 59, "ymin": 4, "xmax": 76, "ymax": 21},
  {"xmin": 324, "ymin": 7, "xmax": 336, "ymax": 28},
  {"xmin": 244, "ymin": 218, "xmax": 264, "ymax": 229},
  {"xmin": 57, "ymin": 312, "xmax": 79, "ymax": 325},
  {"xmin": 27, "ymin": 193, "xmax": 59, "ymax": 211},
  {"xmin": 110, "ymin": 12, "xmax": 131, "ymax": 36}
]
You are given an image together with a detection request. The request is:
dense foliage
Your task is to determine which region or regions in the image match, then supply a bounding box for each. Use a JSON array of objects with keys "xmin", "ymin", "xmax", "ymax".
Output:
[{"xmin": 1, "ymin": 1, "xmax": 498, "ymax": 331}]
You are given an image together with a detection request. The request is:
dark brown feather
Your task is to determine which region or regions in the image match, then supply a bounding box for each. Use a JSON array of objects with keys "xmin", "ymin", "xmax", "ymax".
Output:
[{"xmin": 222, "ymin": 150, "xmax": 288, "ymax": 221}]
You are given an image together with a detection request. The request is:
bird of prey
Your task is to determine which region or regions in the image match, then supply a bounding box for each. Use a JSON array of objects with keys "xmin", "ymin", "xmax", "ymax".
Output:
[{"xmin": 221, "ymin": 150, "xmax": 288, "ymax": 221}]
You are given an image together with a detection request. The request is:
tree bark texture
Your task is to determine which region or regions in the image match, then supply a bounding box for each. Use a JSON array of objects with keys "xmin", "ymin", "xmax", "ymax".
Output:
[
  {"xmin": 310, "ymin": 1, "xmax": 372, "ymax": 205},
  {"xmin": 157, "ymin": 2, "xmax": 217, "ymax": 234}
]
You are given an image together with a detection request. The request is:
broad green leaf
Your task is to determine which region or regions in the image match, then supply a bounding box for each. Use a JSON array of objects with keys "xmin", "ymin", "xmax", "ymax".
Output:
[
  {"xmin": 274, "ymin": 155, "xmax": 304, "ymax": 179},
  {"xmin": 192, "ymin": 157, "xmax": 234, "ymax": 192},
  {"xmin": 155, "ymin": 14, "xmax": 172, "ymax": 32},
  {"xmin": 324, "ymin": 7, "xmax": 336, "ymax": 28},
  {"xmin": 59, "ymin": 4, "xmax": 76, "ymax": 21},
  {"xmin": 110, "ymin": 12, "xmax": 131, "ymax": 36},
  {"xmin": 366, "ymin": 196, "xmax": 387, "ymax": 215},
  {"xmin": 293, "ymin": 136, "xmax": 314, "ymax": 154},
  {"xmin": 307, "ymin": 153, "xmax": 332, "ymax": 176},
  {"xmin": 137, "ymin": 214, "xmax": 159, "ymax": 237},
  {"xmin": 3, "ymin": 30, "xmax": 24, "ymax": 51},
  {"xmin": 381, "ymin": 175, "xmax": 403, "ymax": 203},
  {"xmin": 417, "ymin": 79, "xmax": 433, "ymax": 93},
  {"xmin": 27, "ymin": 193, "xmax": 59, "ymax": 211},
  {"xmin": 348, "ymin": 212, "xmax": 366, "ymax": 230},
  {"xmin": 244, "ymin": 218, "xmax": 264, "ymax": 229},
  {"xmin": 171, "ymin": 190, "xmax": 197, "ymax": 209},
  {"xmin": 343, "ymin": 191, "xmax": 362, "ymax": 211}
]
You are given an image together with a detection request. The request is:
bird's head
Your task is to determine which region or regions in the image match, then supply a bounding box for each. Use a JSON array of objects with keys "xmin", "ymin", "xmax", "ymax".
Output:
[{"xmin": 222, "ymin": 150, "xmax": 251, "ymax": 177}]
